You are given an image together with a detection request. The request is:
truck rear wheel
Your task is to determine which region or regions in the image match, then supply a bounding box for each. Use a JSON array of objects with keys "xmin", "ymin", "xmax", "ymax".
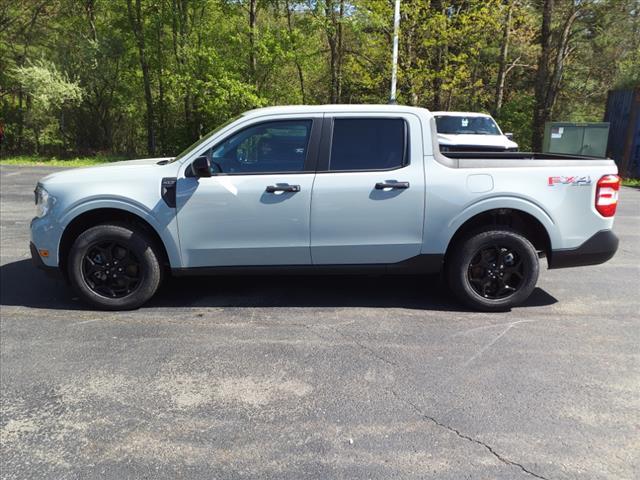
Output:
[
  {"xmin": 67, "ymin": 223, "xmax": 162, "ymax": 310},
  {"xmin": 447, "ymin": 229, "xmax": 539, "ymax": 311}
]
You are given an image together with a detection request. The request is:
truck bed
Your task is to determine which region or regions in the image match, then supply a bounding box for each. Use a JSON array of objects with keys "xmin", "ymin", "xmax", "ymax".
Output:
[
  {"xmin": 442, "ymin": 151, "xmax": 610, "ymax": 160},
  {"xmin": 438, "ymin": 151, "xmax": 615, "ymax": 168}
]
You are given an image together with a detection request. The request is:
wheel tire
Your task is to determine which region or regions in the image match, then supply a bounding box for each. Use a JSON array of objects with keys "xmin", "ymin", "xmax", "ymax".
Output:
[
  {"xmin": 67, "ymin": 223, "xmax": 162, "ymax": 310},
  {"xmin": 447, "ymin": 228, "xmax": 539, "ymax": 311}
]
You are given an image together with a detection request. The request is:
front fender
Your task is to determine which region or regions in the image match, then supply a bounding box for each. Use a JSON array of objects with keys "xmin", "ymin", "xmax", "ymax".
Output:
[{"xmin": 56, "ymin": 197, "xmax": 181, "ymax": 268}]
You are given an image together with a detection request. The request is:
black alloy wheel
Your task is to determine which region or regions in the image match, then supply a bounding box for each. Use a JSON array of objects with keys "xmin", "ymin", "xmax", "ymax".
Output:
[
  {"xmin": 82, "ymin": 241, "xmax": 141, "ymax": 298},
  {"xmin": 467, "ymin": 245, "xmax": 525, "ymax": 299},
  {"xmin": 447, "ymin": 228, "xmax": 539, "ymax": 311},
  {"xmin": 68, "ymin": 223, "xmax": 162, "ymax": 310}
]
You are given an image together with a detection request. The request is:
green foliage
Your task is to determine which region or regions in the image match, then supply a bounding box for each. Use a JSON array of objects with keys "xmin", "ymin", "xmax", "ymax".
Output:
[
  {"xmin": 495, "ymin": 94, "xmax": 535, "ymax": 152},
  {"xmin": 10, "ymin": 60, "xmax": 83, "ymax": 153},
  {"xmin": 621, "ymin": 178, "xmax": 640, "ymax": 187},
  {"xmin": 12, "ymin": 61, "xmax": 83, "ymax": 111},
  {"xmin": 554, "ymin": 0, "xmax": 640, "ymax": 123},
  {"xmin": 0, "ymin": 155, "xmax": 124, "ymax": 166},
  {"xmin": 0, "ymin": 0, "xmax": 637, "ymax": 158}
]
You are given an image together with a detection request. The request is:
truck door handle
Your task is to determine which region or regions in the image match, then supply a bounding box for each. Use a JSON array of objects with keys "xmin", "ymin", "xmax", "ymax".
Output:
[
  {"xmin": 375, "ymin": 181, "xmax": 410, "ymax": 190},
  {"xmin": 265, "ymin": 184, "xmax": 301, "ymax": 193}
]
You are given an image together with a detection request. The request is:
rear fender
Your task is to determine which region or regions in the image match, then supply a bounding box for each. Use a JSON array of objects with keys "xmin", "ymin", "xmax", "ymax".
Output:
[{"xmin": 430, "ymin": 196, "xmax": 559, "ymax": 255}]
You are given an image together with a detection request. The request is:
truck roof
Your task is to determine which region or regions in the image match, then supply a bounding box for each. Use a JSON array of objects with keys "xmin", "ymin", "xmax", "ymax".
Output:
[
  {"xmin": 242, "ymin": 104, "xmax": 432, "ymax": 119},
  {"xmin": 431, "ymin": 111, "xmax": 492, "ymax": 118}
]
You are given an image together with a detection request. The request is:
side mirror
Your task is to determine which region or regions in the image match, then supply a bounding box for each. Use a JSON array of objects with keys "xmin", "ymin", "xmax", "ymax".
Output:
[
  {"xmin": 191, "ymin": 156, "xmax": 212, "ymax": 178},
  {"xmin": 504, "ymin": 132, "xmax": 514, "ymax": 141}
]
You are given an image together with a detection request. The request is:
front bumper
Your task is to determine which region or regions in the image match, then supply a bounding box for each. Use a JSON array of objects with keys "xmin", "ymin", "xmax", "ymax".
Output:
[
  {"xmin": 30, "ymin": 242, "xmax": 61, "ymax": 278},
  {"xmin": 30, "ymin": 214, "xmax": 62, "ymax": 267},
  {"xmin": 548, "ymin": 230, "xmax": 619, "ymax": 269}
]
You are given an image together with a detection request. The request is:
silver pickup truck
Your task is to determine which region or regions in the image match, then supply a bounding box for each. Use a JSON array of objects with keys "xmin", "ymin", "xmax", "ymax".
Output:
[{"xmin": 30, "ymin": 105, "xmax": 621, "ymax": 311}]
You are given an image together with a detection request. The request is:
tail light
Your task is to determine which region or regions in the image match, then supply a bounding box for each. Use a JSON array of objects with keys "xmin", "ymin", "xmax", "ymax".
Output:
[{"xmin": 595, "ymin": 175, "xmax": 621, "ymax": 217}]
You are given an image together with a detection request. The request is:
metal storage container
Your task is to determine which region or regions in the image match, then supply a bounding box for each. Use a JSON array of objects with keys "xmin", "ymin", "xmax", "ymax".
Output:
[
  {"xmin": 604, "ymin": 88, "xmax": 640, "ymax": 178},
  {"xmin": 542, "ymin": 122, "xmax": 610, "ymax": 158}
]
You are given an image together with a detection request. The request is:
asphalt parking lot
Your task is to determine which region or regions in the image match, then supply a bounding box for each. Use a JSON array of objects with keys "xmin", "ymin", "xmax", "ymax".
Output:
[{"xmin": 1, "ymin": 164, "xmax": 639, "ymax": 480}]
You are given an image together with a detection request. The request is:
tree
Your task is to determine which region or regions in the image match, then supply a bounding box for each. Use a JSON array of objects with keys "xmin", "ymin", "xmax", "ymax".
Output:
[
  {"xmin": 1, "ymin": 0, "xmax": 636, "ymax": 159},
  {"xmin": 532, "ymin": 0, "xmax": 583, "ymax": 152},
  {"xmin": 249, "ymin": 0, "xmax": 258, "ymax": 81},
  {"xmin": 554, "ymin": 0, "xmax": 640, "ymax": 121},
  {"xmin": 317, "ymin": 0, "xmax": 346, "ymax": 103},
  {"xmin": 127, "ymin": 0, "xmax": 156, "ymax": 155},
  {"xmin": 494, "ymin": 0, "xmax": 513, "ymax": 116},
  {"xmin": 11, "ymin": 60, "xmax": 83, "ymax": 154},
  {"xmin": 284, "ymin": 0, "xmax": 307, "ymax": 102}
]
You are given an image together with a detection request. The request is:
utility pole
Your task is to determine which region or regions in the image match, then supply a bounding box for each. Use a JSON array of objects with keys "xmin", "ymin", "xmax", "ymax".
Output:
[{"xmin": 389, "ymin": 0, "xmax": 401, "ymax": 104}]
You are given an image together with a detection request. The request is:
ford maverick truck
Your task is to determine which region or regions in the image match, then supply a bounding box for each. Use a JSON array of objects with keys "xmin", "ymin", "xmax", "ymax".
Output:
[{"xmin": 30, "ymin": 105, "xmax": 621, "ymax": 311}]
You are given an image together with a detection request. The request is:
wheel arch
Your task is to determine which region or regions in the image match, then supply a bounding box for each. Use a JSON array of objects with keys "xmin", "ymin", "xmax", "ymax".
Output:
[
  {"xmin": 443, "ymin": 208, "xmax": 552, "ymax": 267},
  {"xmin": 58, "ymin": 208, "xmax": 173, "ymax": 277}
]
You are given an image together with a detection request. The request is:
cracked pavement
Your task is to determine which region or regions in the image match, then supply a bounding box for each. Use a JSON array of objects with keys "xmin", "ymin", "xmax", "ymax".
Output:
[{"xmin": 1, "ymin": 165, "xmax": 639, "ymax": 479}]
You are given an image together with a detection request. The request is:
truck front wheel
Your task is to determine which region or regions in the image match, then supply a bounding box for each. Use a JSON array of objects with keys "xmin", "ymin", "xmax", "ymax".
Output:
[
  {"xmin": 447, "ymin": 229, "xmax": 539, "ymax": 311},
  {"xmin": 67, "ymin": 223, "xmax": 162, "ymax": 310}
]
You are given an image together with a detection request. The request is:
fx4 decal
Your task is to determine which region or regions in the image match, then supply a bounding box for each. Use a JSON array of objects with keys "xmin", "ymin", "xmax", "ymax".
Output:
[{"xmin": 548, "ymin": 176, "xmax": 592, "ymax": 186}]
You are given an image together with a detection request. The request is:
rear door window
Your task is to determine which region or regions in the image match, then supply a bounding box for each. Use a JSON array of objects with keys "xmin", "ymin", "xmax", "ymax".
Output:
[{"xmin": 329, "ymin": 118, "xmax": 406, "ymax": 171}]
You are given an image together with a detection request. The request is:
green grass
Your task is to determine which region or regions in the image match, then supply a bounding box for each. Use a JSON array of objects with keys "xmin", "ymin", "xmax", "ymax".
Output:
[
  {"xmin": 622, "ymin": 177, "xmax": 640, "ymax": 188},
  {"xmin": 0, "ymin": 155, "xmax": 126, "ymax": 167}
]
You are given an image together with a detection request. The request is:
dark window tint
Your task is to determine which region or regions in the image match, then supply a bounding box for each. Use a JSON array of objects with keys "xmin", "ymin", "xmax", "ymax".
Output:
[
  {"xmin": 329, "ymin": 118, "xmax": 406, "ymax": 171},
  {"xmin": 210, "ymin": 120, "xmax": 312, "ymax": 174}
]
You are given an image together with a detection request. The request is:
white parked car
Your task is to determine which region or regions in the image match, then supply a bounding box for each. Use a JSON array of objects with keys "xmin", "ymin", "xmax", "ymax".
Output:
[{"xmin": 433, "ymin": 111, "xmax": 518, "ymax": 152}]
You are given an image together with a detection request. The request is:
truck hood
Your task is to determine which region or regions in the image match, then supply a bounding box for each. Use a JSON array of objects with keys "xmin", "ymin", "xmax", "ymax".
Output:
[
  {"xmin": 39, "ymin": 157, "xmax": 175, "ymax": 186},
  {"xmin": 437, "ymin": 133, "xmax": 518, "ymax": 149},
  {"xmin": 93, "ymin": 157, "xmax": 173, "ymax": 167}
]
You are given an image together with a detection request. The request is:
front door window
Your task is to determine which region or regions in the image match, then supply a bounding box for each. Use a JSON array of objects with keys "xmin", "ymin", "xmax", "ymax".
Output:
[{"xmin": 209, "ymin": 120, "xmax": 312, "ymax": 174}]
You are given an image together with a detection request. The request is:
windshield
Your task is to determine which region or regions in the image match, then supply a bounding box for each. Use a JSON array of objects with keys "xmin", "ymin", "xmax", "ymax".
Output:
[
  {"xmin": 167, "ymin": 114, "xmax": 243, "ymax": 163},
  {"xmin": 435, "ymin": 115, "xmax": 501, "ymax": 135}
]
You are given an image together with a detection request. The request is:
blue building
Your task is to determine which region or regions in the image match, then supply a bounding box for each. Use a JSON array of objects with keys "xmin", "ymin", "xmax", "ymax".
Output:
[{"xmin": 604, "ymin": 88, "xmax": 640, "ymax": 178}]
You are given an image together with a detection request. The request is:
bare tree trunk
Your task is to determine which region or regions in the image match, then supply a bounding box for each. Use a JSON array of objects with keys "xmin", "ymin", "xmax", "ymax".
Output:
[
  {"xmin": 156, "ymin": 2, "xmax": 166, "ymax": 153},
  {"xmin": 83, "ymin": 0, "xmax": 114, "ymax": 151},
  {"xmin": 402, "ymin": 22, "xmax": 419, "ymax": 106},
  {"xmin": 17, "ymin": 87, "xmax": 23, "ymax": 151},
  {"xmin": 532, "ymin": 0, "xmax": 554, "ymax": 152},
  {"xmin": 101, "ymin": 57, "xmax": 120, "ymax": 150},
  {"xmin": 16, "ymin": 5, "xmax": 47, "ymax": 152},
  {"xmin": 546, "ymin": 9, "xmax": 579, "ymax": 110},
  {"xmin": 28, "ymin": 94, "xmax": 38, "ymax": 154},
  {"xmin": 83, "ymin": 0, "xmax": 98, "ymax": 42},
  {"xmin": 325, "ymin": 0, "xmax": 338, "ymax": 103},
  {"xmin": 431, "ymin": 49, "xmax": 445, "ymax": 110},
  {"xmin": 532, "ymin": 1, "xmax": 580, "ymax": 152},
  {"xmin": 336, "ymin": 0, "xmax": 344, "ymax": 103},
  {"xmin": 632, "ymin": 2, "xmax": 639, "ymax": 65},
  {"xmin": 249, "ymin": 0, "xmax": 257, "ymax": 85},
  {"xmin": 127, "ymin": 0, "xmax": 156, "ymax": 155},
  {"xmin": 285, "ymin": 0, "xmax": 306, "ymax": 102},
  {"xmin": 445, "ymin": 89, "xmax": 453, "ymax": 110},
  {"xmin": 430, "ymin": 0, "xmax": 445, "ymax": 110},
  {"xmin": 193, "ymin": 3, "xmax": 206, "ymax": 138},
  {"xmin": 172, "ymin": 0, "xmax": 193, "ymax": 136},
  {"xmin": 494, "ymin": 0, "xmax": 513, "ymax": 116}
]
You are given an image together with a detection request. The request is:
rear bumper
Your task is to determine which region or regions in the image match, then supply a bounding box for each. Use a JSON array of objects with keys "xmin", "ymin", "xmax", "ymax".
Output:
[{"xmin": 548, "ymin": 230, "xmax": 619, "ymax": 269}]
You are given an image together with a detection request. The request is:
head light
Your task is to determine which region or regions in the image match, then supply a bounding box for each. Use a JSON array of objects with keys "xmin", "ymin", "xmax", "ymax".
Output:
[{"xmin": 34, "ymin": 185, "xmax": 52, "ymax": 218}]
